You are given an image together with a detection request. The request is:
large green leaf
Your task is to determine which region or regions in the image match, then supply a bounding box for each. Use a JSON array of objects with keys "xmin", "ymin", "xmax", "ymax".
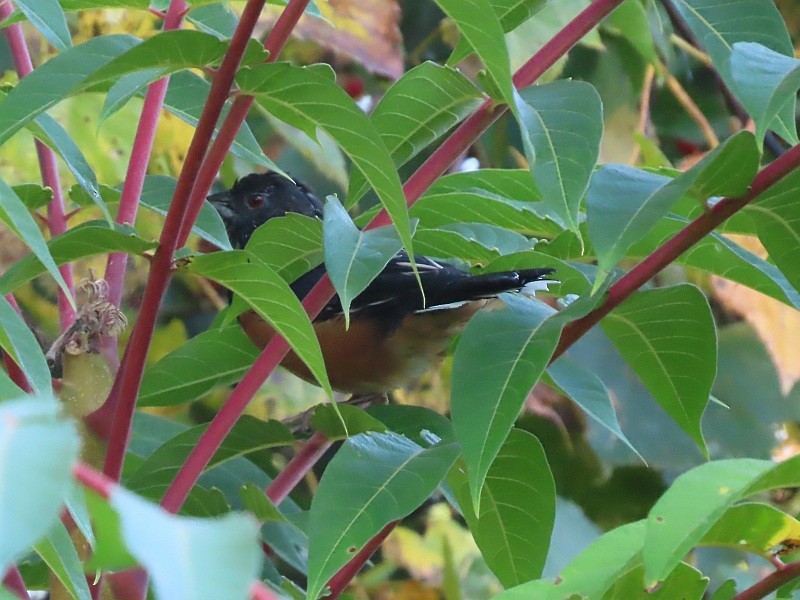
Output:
[
  {"xmin": 516, "ymin": 80, "xmax": 603, "ymax": 234},
  {"xmin": 34, "ymin": 521, "xmax": 92, "ymax": 600},
  {"xmin": 643, "ymin": 455, "xmax": 800, "ymax": 584},
  {"xmin": 139, "ymin": 324, "xmax": 260, "ymax": 407},
  {"xmin": 0, "ymin": 35, "xmax": 138, "ymax": 144},
  {"xmin": 672, "ymin": 0, "xmax": 796, "ymax": 143},
  {"xmin": 0, "ymin": 398, "xmax": 80, "ymax": 574},
  {"xmin": 413, "ymin": 223, "xmax": 534, "ymax": 266},
  {"xmin": 0, "ymin": 221, "xmax": 156, "ymax": 296},
  {"xmin": 306, "ymin": 432, "xmax": 459, "ymax": 600},
  {"xmin": 747, "ymin": 168, "xmax": 800, "ymax": 294},
  {"xmin": 601, "ymin": 285, "xmax": 716, "ymax": 454},
  {"xmin": 451, "ymin": 295, "xmax": 562, "ymax": 511},
  {"xmin": 449, "ymin": 0, "xmax": 548, "ymax": 64},
  {"xmin": 110, "ymin": 489, "xmax": 261, "ymax": 600},
  {"xmin": 0, "ymin": 297, "xmax": 51, "ymax": 395},
  {"xmin": 187, "ymin": 251, "xmax": 331, "ymax": 396},
  {"xmin": 323, "ymin": 196, "xmax": 406, "ymax": 328},
  {"xmin": 237, "ymin": 63, "xmax": 415, "ymax": 263},
  {"xmin": 730, "ymin": 42, "xmax": 800, "ymax": 148},
  {"xmin": 449, "ymin": 429, "xmax": 555, "ymax": 586},
  {"xmin": 433, "ymin": 0, "xmax": 513, "ymax": 105},
  {"xmin": 15, "ymin": 0, "xmax": 70, "ymax": 51},
  {"xmin": 587, "ymin": 132, "xmax": 759, "ymax": 285},
  {"xmin": 0, "ymin": 178, "xmax": 72, "ymax": 303},
  {"xmin": 602, "ymin": 562, "xmax": 707, "ymax": 600},
  {"xmin": 700, "ymin": 502, "xmax": 800, "ymax": 557},
  {"xmin": 347, "ymin": 62, "xmax": 483, "ymax": 205},
  {"xmin": 494, "ymin": 521, "xmax": 646, "ymax": 599},
  {"xmin": 245, "ymin": 213, "xmax": 323, "ymax": 283}
]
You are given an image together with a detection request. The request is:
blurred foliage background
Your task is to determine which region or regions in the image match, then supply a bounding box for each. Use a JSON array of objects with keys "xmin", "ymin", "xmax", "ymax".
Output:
[{"xmin": 3, "ymin": 1, "xmax": 800, "ymax": 597}]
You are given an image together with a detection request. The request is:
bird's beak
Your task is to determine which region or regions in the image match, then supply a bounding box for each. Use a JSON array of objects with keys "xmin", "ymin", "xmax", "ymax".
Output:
[{"xmin": 207, "ymin": 191, "xmax": 236, "ymax": 224}]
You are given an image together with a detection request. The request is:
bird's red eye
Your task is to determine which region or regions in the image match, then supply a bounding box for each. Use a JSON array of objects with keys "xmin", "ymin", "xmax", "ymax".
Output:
[{"xmin": 246, "ymin": 194, "xmax": 265, "ymax": 209}]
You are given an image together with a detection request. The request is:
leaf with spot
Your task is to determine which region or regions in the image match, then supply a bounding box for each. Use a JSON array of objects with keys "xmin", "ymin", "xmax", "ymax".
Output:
[
  {"xmin": 601, "ymin": 284, "xmax": 716, "ymax": 455},
  {"xmin": 449, "ymin": 429, "xmax": 555, "ymax": 586},
  {"xmin": 323, "ymin": 195, "xmax": 408, "ymax": 328},
  {"xmin": 451, "ymin": 295, "xmax": 562, "ymax": 511},
  {"xmin": 306, "ymin": 432, "xmax": 459, "ymax": 600},
  {"xmin": 187, "ymin": 251, "xmax": 331, "ymax": 396},
  {"xmin": 237, "ymin": 62, "xmax": 415, "ymax": 264},
  {"xmin": 346, "ymin": 62, "xmax": 483, "ymax": 205},
  {"xmin": 516, "ymin": 80, "xmax": 602, "ymax": 235}
]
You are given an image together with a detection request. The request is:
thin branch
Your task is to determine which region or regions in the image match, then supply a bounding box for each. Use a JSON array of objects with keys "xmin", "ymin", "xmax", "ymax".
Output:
[
  {"xmin": 733, "ymin": 560, "xmax": 800, "ymax": 600},
  {"xmin": 628, "ymin": 63, "xmax": 656, "ymax": 165},
  {"xmin": 325, "ymin": 521, "xmax": 398, "ymax": 599},
  {"xmin": 2, "ymin": 566, "xmax": 30, "ymax": 600},
  {"xmin": 657, "ymin": 61, "xmax": 719, "ymax": 148},
  {"xmin": 102, "ymin": 0, "xmax": 272, "ymax": 483},
  {"xmin": 0, "ymin": 0, "xmax": 75, "ymax": 330}
]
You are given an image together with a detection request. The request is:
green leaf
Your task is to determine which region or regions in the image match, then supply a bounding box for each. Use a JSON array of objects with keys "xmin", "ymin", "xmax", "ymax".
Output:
[
  {"xmin": 701, "ymin": 502, "xmax": 800, "ymax": 557},
  {"xmin": 346, "ymin": 62, "xmax": 483, "ymax": 205},
  {"xmin": 451, "ymin": 295, "xmax": 562, "ymax": 511},
  {"xmin": 187, "ymin": 3, "xmax": 239, "ymax": 39},
  {"xmin": 34, "ymin": 521, "xmax": 92, "ymax": 600},
  {"xmin": 601, "ymin": 284, "xmax": 716, "ymax": 454},
  {"xmin": 311, "ymin": 404, "xmax": 387, "ymax": 440},
  {"xmin": 516, "ymin": 80, "xmax": 603, "ymax": 235},
  {"xmin": 83, "ymin": 491, "xmax": 137, "ymax": 571},
  {"xmin": 604, "ymin": 0, "xmax": 657, "ymax": 62},
  {"xmin": 449, "ymin": 429, "xmax": 555, "ymax": 586},
  {"xmin": 0, "ymin": 397, "xmax": 80, "ymax": 574},
  {"xmin": 245, "ymin": 213, "xmax": 323, "ymax": 283},
  {"xmin": 0, "ymin": 370, "xmax": 23, "ymax": 401},
  {"xmin": 237, "ymin": 63, "xmax": 415, "ymax": 263},
  {"xmin": 15, "ymin": 0, "xmax": 71, "ymax": 51},
  {"xmin": 413, "ymin": 224, "xmax": 533, "ymax": 266},
  {"xmin": 306, "ymin": 432, "xmax": 459, "ymax": 600},
  {"xmin": 28, "ymin": 113, "xmax": 110, "ymax": 222},
  {"xmin": 0, "ymin": 35, "xmax": 139, "ymax": 145},
  {"xmin": 730, "ymin": 43, "xmax": 800, "ymax": 148},
  {"xmin": 711, "ymin": 580, "xmax": 738, "ymax": 600},
  {"xmin": 672, "ymin": 0, "xmax": 796, "ymax": 143},
  {"xmin": 323, "ymin": 195, "xmax": 406, "ymax": 328},
  {"xmin": 0, "ymin": 297, "xmax": 51, "ymax": 395},
  {"xmin": 139, "ymin": 324, "xmax": 259, "ymax": 407},
  {"xmin": 83, "ymin": 31, "xmax": 229, "ymax": 88},
  {"xmin": 747, "ymin": 168, "xmax": 800, "ymax": 294},
  {"xmin": 449, "ymin": 0, "xmax": 548, "ymax": 64},
  {"xmin": 125, "ymin": 416, "xmax": 293, "ymax": 500},
  {"xmin": 411, "ymin": 189, "xmax": 561, "ymax": 237},
  {"xmin": 494, "ymin": 521, "xmax": 646, "ymax": 599},
  {"xmin": 11, "ymin": 184, "xmax": 52, "ymax": 210},
  {"xmin": 587, "ymin": 132, "xmax": 759, "ymax": 285},
  {"xmin": 111, "ymin": 489, "xmax": 261, "ymax": 600},
  {"xmin": 547, "ymin": 356, "xmax": 641, "ymax": 460},
  {"xmin": 100, "ymin": 69, "xmax": 163, "ymax": 127},
  {"xmin": 239, "ymin": 484, "xmax": 285, "ymax": 523},
  {"xmin": 0, "ymin": 221, "xmax": 156, "ymax": 296},
  {"xmin": 602, "ymin": 562, "xmax": 708, "ymax": 600},
  {"xmin": 643, "ymin": 458, "xmax": 789, "ymax": 584},
  {"xmin": 0, "ymin": 178, "xmax": 73, "ymax": 304},
  {"xmin": 187, "ymin": 251, "xmax": 332, "ymax": 396},
  {"xmin": 434, "ymin": 0, "xmax": 514, "ymax": 106}
]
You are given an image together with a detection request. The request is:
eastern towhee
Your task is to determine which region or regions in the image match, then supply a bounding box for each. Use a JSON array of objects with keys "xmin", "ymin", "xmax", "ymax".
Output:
[{"xmin": 209, "ymin": 172, "xmax": 554, "ymax": 394}]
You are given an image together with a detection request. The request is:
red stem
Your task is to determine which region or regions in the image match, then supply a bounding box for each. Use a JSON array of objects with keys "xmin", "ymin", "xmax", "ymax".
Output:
[
  {"xmin": 265, "ymin": 431, "xmax": 331, "ymax": 504},
  {"xmin": 733, "ymin": 561, "xmax": 800, "ymax": 600},
  {"xmin": 0, "ymin": 0, "xmax": 75, "ymax": 330},
  {"xmin": 102, "ymin": 0, "xmax": 270, "ymax": 483},
  {"xmin": 325, "ymin": 521, "xmax": 398, "ymax": 599},
  {"xmin": 73, "ymin": 461, "xmax": 114, "ymax": 500},
  {"xmin": 249, "ymin": 581, "xmax": 280, "ymax": 600},
  {"xmin": 2, "ymin": 566, "xmax": 30, "ymax": 600},
  {"xmin": 104, "ymin": 0, "xmax": 189, "ymax": 311}
]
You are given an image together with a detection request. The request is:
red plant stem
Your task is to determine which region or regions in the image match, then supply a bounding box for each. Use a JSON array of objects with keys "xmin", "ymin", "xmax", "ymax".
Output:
[
  {"xmin": 733, "ymin": 561, "xmax": 800, "ymax": 600},
  {"xmin": 553, "ymin": 142, "xmax": 800, "ymax": 359},
  {"xmin": 73, "ymin": 461, "xmax": 114, "ymax": 500},
  {"xmin": 325, "ymin": 521, "xmax": 398, "ymax": 599},
  {"xmin": 102, "ymin": 0, "xmax": 270, "ymax": 483},
  {"xmin": 2, "ymin": 566, "xmax": 30, "ymax": 600},
  {"xmin": 265, "ymin": 431, "xmax": 331, "ymax": 504},
  {"xmin": 0, "ymin": 0, "xmax": 75, "ymax": 330},
  {"xmin": 176, "ymin": 0, "xmax": 312, "ymax": 245},
  {"xmin": 104, "ymin": 0, "xmax": 189, "ymax": 310},
  {"xmin": 249, "ymin": 581, "xmax": 280, "ymax": 600}
]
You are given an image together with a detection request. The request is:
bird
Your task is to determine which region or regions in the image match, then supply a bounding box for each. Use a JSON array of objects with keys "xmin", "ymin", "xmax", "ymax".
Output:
[{"xmin": 208, "ymin": 172, "xmax": 554, "ymax": 395}]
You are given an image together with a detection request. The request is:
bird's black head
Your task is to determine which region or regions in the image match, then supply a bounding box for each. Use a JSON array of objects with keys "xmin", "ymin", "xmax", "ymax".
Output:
[{"xmin": 208, "ymin": 171, "xmax": 324, "ymax": 248}]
